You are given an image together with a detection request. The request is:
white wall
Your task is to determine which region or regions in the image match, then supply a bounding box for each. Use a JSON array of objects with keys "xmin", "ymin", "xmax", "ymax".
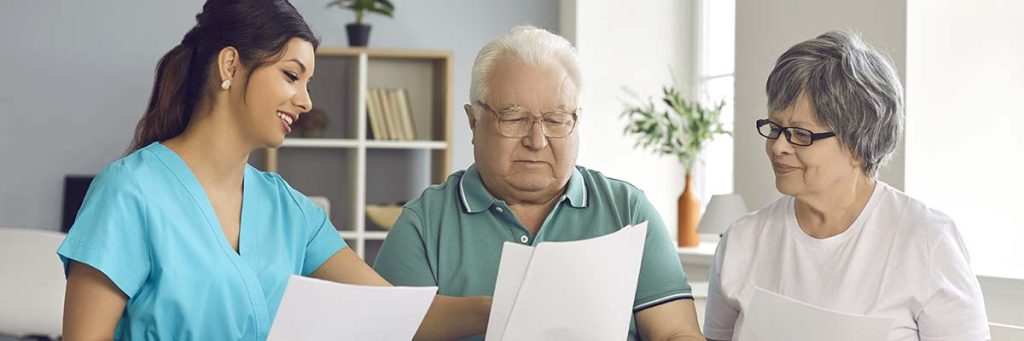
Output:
[
  {"xmin": 0, "ymin": 0, "xmax": 558, "ymax": 230},
  {"xmin": 905, "ymin": 0, "xmax": 1024, "ymax": 278},
  {"xmin": 734, "ymin": 0, "xmax": 907, "ymax": 209},
  {"xmin": 563, "ymin": 0, "xmax": 695, "ymax": 237}
]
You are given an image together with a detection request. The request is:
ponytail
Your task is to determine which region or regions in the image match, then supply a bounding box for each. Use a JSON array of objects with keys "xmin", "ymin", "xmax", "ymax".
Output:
[{"xmin": 128, "ymin": 43, "xmax": 197, "ymax": 153}]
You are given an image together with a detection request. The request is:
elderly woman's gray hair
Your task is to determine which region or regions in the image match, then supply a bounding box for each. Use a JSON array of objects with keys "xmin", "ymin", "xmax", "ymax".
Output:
[
  {"xmin": 766, "ymin": 30, "xmax": 904, "ymax": 176},
  {"xmin": 469, "ymin": 25, "xmax": 582, "ymax": 110}
]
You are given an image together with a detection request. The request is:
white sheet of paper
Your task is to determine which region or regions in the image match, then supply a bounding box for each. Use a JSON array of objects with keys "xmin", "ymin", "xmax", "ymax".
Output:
[
  {"xmin": 487, "ymin": 242, "xmax": 535, "ymax": 340},
  {"xmin": 486, "ymin": 222, "xmax": 649, "ymax": 341},
  {"xmin": 268, "ymin": 275, "xmax": 437, "ymax": 341},
  {"xmin": 738, "ymin": 287, "xmax": 895, "ymax": 341}
]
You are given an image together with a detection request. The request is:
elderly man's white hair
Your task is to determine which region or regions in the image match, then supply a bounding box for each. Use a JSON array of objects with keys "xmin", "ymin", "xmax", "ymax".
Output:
[{"xmin": 469, "ymin": 25, "xmax": 582, "ymax": 113}]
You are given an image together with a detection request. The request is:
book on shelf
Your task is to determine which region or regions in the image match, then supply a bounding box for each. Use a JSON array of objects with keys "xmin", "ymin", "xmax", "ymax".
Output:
[
  {"xmin": 378, "ymin": 89, "xmax": 399, "ymax": 140},
  {"xmin": 379, "ymin": 89, "xmax": 398, "ymax": 140},
  {"xmin": 367, "ymin": 89, "xmax": 393, "ymax": 140},
  {"xmin": 386, "ymin": 89, "xmax": 403, "ymax": 140},
  {"xmin": 395, "ymin": 88, "xmax": 416, "ymax": 140},
  {"xmin": 366, "ymin": 89, "xmax": 384, "ymax": 140},
  {"xmin": 367, "ymin": 88, "xmax": 417, "ymax": 141},
  {"xmin": 370, "ymin": 89, "xmax": 389, "ymax": 140}
]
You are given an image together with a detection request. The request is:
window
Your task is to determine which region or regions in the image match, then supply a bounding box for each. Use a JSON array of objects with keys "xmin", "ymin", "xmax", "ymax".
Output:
[{"xmin": 694, "ymin": 0, "xmax": 736, "ymax": 204}]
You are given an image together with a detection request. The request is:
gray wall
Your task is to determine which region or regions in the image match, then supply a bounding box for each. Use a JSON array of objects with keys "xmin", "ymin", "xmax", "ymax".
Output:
[{"xmin": 0, "ymin": 0, "xmax": 558, "ymax": 230}]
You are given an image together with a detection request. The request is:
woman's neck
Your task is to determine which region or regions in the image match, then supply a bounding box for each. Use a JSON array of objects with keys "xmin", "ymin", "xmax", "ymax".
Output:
[
  {"xmin": 794, "ymin": 174, "xmax": 876, "ymax": 239},
  {"xmin": 162, "ymin": 110, "xmax": 252, "ymax": 190}
]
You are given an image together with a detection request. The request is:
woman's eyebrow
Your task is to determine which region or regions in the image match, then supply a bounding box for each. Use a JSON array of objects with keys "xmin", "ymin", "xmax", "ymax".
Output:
[{"xmin": 285, "ymin": 58, "xmax": 307, "ymax": 73}]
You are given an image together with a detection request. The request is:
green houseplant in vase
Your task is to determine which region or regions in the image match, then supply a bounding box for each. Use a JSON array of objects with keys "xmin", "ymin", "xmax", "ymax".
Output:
[
  {"xmin": 327, "ymin": 0, "xmax": 395, "ymax": 47},
  {"xmin": 622, "ymin": 85, "xmax": 728, "ymax": 247}
]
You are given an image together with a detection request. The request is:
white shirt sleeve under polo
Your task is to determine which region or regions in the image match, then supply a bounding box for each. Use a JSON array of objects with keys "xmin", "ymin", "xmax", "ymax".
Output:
[{"xmin": 703, "ymin": 182, "xmax": 990, "ymax": 341}]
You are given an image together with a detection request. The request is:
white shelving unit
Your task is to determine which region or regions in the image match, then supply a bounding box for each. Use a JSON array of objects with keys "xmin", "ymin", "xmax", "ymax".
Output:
[
  {"xmin": 279, "ymin": 139, "xmax": 446, "ymax": 150},
  {"xmin": 280, "ymin": 138, "xmax": 360, "ymax": 148},
  {"xmin": 259, "ymin": 48, "xmax": 453, "ymax": 262}
]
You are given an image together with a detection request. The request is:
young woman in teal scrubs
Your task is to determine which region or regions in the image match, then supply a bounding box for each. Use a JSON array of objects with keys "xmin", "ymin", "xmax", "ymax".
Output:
[{"xmin": 57, "ymin": 1, "xmax": 490, "ymax": 339}]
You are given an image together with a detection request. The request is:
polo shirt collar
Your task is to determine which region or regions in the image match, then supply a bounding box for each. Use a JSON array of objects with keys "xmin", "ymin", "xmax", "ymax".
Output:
[{"xmin": 458, "ymin": 164, "xmax": 587, "ymax": 214}]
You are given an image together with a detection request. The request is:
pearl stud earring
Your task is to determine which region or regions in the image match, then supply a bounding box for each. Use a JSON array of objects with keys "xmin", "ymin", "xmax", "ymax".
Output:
[{"xmin": 221, "ymin": 79, "xmax": 231, "ymax": 90}]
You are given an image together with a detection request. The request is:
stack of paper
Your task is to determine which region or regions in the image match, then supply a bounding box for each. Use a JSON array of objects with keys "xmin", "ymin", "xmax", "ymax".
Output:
[
  {"xmin": 486, "ymin": 222, "xmax": 649, "ymax": 341},
  {"xmin": 268, "ymin": 276, "xmax": 437, "ymax": 341},
  {"xmin": 737, "ymin": 287, "xmax": 895, "ymax": 341}
]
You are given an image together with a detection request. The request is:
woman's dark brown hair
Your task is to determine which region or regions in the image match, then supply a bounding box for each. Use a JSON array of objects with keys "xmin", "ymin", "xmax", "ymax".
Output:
[{"xmin": 128, "ymin": 0, "xmax": 319, "ymax": 153}]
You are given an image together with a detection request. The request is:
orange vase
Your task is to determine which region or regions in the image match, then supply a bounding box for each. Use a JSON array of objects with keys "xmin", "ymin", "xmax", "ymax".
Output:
[{"xmin": 677, "ymin": 173, "xmax": 701, "ymax": 247}]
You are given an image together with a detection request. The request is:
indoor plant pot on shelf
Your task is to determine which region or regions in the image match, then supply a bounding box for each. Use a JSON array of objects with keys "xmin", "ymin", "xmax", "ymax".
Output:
[{"xmin": 327, "ymin": 0, "xmax": 395, "ymax": 47}]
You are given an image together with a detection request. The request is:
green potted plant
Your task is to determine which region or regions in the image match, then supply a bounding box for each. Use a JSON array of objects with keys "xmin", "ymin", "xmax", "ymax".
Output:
[
  {"xmin": 621, "ymin": 84, "xmax": 728, "ymax": 247},
  {"xmin": 327, "ymin": 0, "xmax": 395, "ymax": 47}
]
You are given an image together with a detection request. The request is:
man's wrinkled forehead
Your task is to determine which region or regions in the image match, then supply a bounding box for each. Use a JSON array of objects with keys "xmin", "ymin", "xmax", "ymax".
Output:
[{"xmin": 487, "ymin": 60, "xmax": 578, "ymax": 109}]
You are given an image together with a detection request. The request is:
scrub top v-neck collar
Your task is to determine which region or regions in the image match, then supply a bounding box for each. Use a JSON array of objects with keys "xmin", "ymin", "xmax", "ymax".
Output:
[{"xmin": 150, "ymin": 142, "xmax": 272, "ymax": 338}]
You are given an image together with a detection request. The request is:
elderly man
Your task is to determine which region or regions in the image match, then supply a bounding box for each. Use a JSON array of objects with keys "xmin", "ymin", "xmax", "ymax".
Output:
[{"xmin": 374, "ymin": 26, "xmax": 703, "ymax": 340}]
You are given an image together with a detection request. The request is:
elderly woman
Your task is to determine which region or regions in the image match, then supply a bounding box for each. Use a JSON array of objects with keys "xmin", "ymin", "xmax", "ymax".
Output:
[{"xmin": 703, "ymin": 31, "xmax": 989, "ymax": 341}]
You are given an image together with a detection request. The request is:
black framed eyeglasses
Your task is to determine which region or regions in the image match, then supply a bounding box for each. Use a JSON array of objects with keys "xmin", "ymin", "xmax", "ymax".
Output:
[
  {"xmin": 756, "ymin": 119, "xmax": 835, "ymax": 146},
  {"xmin": 476, "ymin": 101, "xmax": 579, "ymax": 138}
]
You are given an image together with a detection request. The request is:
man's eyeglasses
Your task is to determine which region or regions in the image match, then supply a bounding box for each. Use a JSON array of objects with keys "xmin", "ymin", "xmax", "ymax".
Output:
[
  {"xmin": 476, "ymin": 101, "xmax": 579, "ymax": 138},
  {"xmin": 756, "ymin": 119, "xmax": 835, "ymax": 146}
]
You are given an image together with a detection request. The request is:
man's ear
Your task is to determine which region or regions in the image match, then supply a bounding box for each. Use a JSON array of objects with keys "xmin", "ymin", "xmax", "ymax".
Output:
[
  {"xmin": 465, "ymin": 103, "xmax": 477, "ymax": 145},
  {"xmin": 465, "ymin": 103, "xmax": 479, "ymax": 130}
]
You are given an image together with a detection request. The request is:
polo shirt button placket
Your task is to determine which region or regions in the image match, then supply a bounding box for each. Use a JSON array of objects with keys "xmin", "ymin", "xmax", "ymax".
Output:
[{"xmin": 520, "ymin": 235, "xmax": 529, "ymax": 244}]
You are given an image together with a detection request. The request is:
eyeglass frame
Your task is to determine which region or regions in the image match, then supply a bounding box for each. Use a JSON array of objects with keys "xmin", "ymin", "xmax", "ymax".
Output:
[
  {"xmin": 755, "ymin": 118, "xmax": 836, "ymax": 146},
  {"xmin": 475, "ymin": 101, "xmax": 580, "ymax": 138}
]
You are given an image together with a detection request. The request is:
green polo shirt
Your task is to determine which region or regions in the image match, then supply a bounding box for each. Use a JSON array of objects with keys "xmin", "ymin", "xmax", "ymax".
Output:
[{"xmin": 374, "ymin": 164, "xmax": 692, "ymax": 340}]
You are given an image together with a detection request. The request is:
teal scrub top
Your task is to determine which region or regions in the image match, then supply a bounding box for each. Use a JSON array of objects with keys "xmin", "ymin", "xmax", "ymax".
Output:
[{"xmin": 57, "ymin": 142, "xmax": 346, "ymax": 340}]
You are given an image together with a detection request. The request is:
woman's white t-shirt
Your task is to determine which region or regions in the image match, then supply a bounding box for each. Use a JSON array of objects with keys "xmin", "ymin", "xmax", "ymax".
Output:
[{"xmin": 703, "ymin": 182, "xmax": 990, "ymax": 341}]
